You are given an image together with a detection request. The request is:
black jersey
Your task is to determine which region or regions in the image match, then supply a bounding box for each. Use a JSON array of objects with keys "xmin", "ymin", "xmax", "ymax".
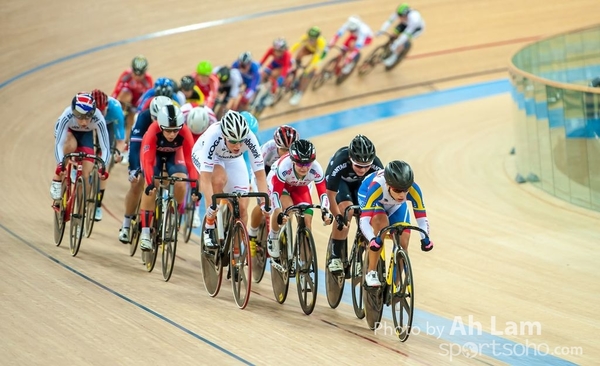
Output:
[{"xmin": 325, "ymin": 147, "xmax": 383, "ymax": 191}]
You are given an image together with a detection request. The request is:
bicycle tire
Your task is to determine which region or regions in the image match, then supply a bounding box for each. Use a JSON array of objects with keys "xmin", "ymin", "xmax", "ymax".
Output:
[
  {"xmin": 200, "ymin": 216, "xmax": 223, "ymax": 297},
  {"xmin": 230, "ymin": 220, "xmax": 252, "ymax": 309},
  {"xmin": 161, "ymin": 199, "xmax": 178, "ymax": 282},
  {"xmin": 336, "ymin": 52, "xmax": 361, "ymax": 85},
  {"xmin": 129, "ymin": 197, "xmax": 142, "ymax": 256},
  {"xmin": 53, "ymin": 180, "xmax": 68, "ymax": 246},
  {"xmin": 69, "ymin": 176, "xmax": 86, "ymax": 257},
  {"xmin": 363, "ymin": 254, "xmax": 386, "ymax": 330},
  {"xmin": 84, "ymin": 167, "xmax": 99, "ymax": 238},
  {"xmin": 392, "ymin": 248, "xmax": 414, "ymax": 342},
  {"xmin": 312, "ymin": 57, "xmax": 339, "ymax": 91},
  {"xmin": 144, "ymin": 204, "xmax": 161, "ymax": 273},
  {"xmin": 325, "ymin": 236, "xmax": 345, "ymax": 309},
  {"xmin": 252, "ymin": 218, "xmax": 268, "ymax": 283},
  {"xmin": 271, "ymin": 228, "xmax": 290, "ymax": 304},
  {"xmin": 350, "ymin": 237, "xmax": 366, "ymax": 319},
  {"xmin": 296, "ymin": 227, "xmax": 318, "ymax": 315},
  {"xmin": 385, "ymin": 41, "xmax": 412, "ymax": 72},
  {"xmin": 358, "ymin": 45, "xmax": 387, "ymax": 76},
  {"xmin": 183, "ymin": 197, "xmax": 194, "ymax": 243}
]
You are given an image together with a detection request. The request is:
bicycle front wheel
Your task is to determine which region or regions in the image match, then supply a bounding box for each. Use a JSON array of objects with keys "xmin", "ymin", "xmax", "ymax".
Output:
[
  {"xmin": 53, "ymin": 180, "xmax": 68, "ymax": 246},
  {"xmin": 69, "ymin": 176, "xmax": 86, "ymax": 256},
  {"xmin": 363, "ymin": 254, "xmax": 385, "ymax": 330},
  {"xmin": 200, "ymin": 217, "xmax": 223, "ymax": 297},
  {"xmin": 312, "ymin": 57, "xmax": 339, "ymax": 91},
  {"xmin": 350, "ymin": 236, "xmax": 367, "ymax": 319},
  {"xmin": 295, "ymin": 228, "xmax": 318, "ymax": 315},
  {"xmin": 358, "ymin": 45, "xmax": 386, "ymax": 76},
  {"xmin": 325, "ymin": 236, "xmax": 345, "ymax": 309},
  {"xmin": 392, "ymin": 248, "xmax": 415, "ymax": 342},
  {"xmin": 182, "ymin": 192, "xmax": 194, "ymax": 243},
  {"xmin": 84, "ymin": 167, "xmax": 99, "ymax": 238},
  {"xmin": 271, "ymin": 228, "xmax": 290, "ymax": 304},
  {"xmin": 161, "ymin": 199, "xmax": 178, "ymax": 282},
  {"xmin": 129, "ymin": 198, "xmax": 142, "ymax": 256},
  {"xmin": 251, "ymin": 218, "xmax": 268, "ymax": 283},
  {"xmin": 230, "ymin": 220, "xmax": 252, "ymax": 309}
]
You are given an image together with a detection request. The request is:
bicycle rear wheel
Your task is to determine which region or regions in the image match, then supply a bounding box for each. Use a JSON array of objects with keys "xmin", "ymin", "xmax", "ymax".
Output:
[
  {"xmin": 230, "ymin": 220, "xmax": 252, "ymax": 309},
  {"xmin": 200, "ymin": 217, "xmax": 223, "ymax": 297},
  {"xmin": 143, "ymin": 207, "xmax": 160, "ymax": 273},
  {"xmin": 69, "ymin": 176, "xmax": 86, "ymax": 257},
  {"xmin": 325, "ymin": 236, "xmax": 345, "ymax": 309},
  {"xmin": 53, "ymin": 180, "xmax": 68, "ymax": 246},
  {"xmin": 252, "ymin": 218, "xmax": 268, "ymax": 283},
  {"xmin": 129, "ymin": 198, "xmax": 142, "ymax": 256},
  {"xmin": 363, "ymin": 254, "xmax": 385, "ymax": 330},
  {"xmin": 385, "ymin": 41, "xmax": 412, "ymax": 72},
  {"xmin": 296, "ymin": 228, "xmax": 318, "ymax": 315},
  {"xmin": 182, "ymin": 188, "xmax": 194, "ymax": 243},
  {"xmin": 358, "ymin": 45, "xmax": 387, "ymax": 76},
  {"xmin": 336, "ymin": 53, "xmax": 361, "ymax": 85},
  {"xmin": 392, "ymin": 248, "xmax": 415, "ymax": 342},
  {"xmin": 84, "ymin": 167, "xmax": 99, "ymax": 238},
  {"xmin": 271, "ymin": 228, "xmax": 290, "ymax": 304},
  {"xmin": 312, "ymin": 57, "xmax": 339, "ymax": 91},
  {"xmin": 350, "ymin": 236, "xmax": 366, "ymax": 319},
  {"xmin": 161, "ymin": 199, "xmax": 178, "ymax": 282}
]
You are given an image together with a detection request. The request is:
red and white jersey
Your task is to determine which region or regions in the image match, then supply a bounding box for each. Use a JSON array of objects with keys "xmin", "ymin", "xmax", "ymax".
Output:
[{"xmin": 335, "ymin": 19, "xmax": 374, "ymax": 48}]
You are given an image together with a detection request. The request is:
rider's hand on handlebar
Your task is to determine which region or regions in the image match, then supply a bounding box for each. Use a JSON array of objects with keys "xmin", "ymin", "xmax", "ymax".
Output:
[
  {"xmin": 98, "ymin": 167, "xmax": 109, "ymax": 181},
  {"xmin": 369, "ymin": 237, "xmax": 383, "ymax": 251},
  {"xmin": 421, "ymin": 237, "xmax": 434, "ymax": 252},
  {"xmin": 321, "ymin": 210, "xmax": 333, "ymax": 225},
  {"xmin": 260, "ymin": 201, "xmax": 272, "ymax": 216},
  {"xmin": 334, "ymin": 214, "xmax": 346, "ymax": 231},
  {"xmin": 276, "ymin": 212, "xmax": 288, "ymax": 225},
  {"xmin": 206, "ymin": 205, "xmax": 217, "ymax": 219},
  {"xmin": 144, "ymin": 184, "xmax": 156, "ymax": 196}
]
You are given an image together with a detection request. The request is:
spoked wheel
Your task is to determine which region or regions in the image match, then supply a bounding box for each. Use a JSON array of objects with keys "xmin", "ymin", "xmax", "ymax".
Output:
[
  {"xmin": 385, "ymin": 41, "xmax": 411, "ymax": 72},
  {"xmin": 392, "ymin": 249, "xmax": 415, "ymax": 342},
  {"xmin": 363, "ymin": 255, "xmax": 386, "ymax": 330},
  {"xmin": 230, "ymin": 221, "xmax": 252, "ymax": 309},
  {"xmin": 358, "ymin": 45, "xmax": 388, "ymax": 76},
  {"xmin": 350, "ymin": 239, "xmax": 366, "ymax": 319},
  {"xmin": 336, "ymin": 53, "xmax": 361, "ymax": 85},
  {"xmin": 53, "ymin": 180, "xmax": 68, "ymax": 246},
  {"xmin": 296, "ymin": 228, "xmax": 318, "ymax": 315},
  {"xmin": 325, "ymin": 237, "xmax": 345, "ymax": 309},
  {"xmin": 182, "ymin": 192, "xmax": 194, "ymax": 243},
  {"xmin": 271, "ymin": 229, "xmax": 290, "ymax": 304},
  {"xmin": 129, "ymin": 199, "xmax": 141, "ymax": 256},
  {"xmin": 84, "ymin": 167, "xmax": 99, "ymax": 238},
  {"xmin": 200, "ymin": 217, "xmax": 223, "ymax": 297},
  {"xmin": 252, "ymin": 218, "xmax": 268, "ymax": 283},
  {"xmin": 143, "ymin": 210, "xmax": 161, "ymax": 273},
  {"xmin": 69, "ymin": 176, "xmax": 86, "ymax": 257},
  {"xmin": 312, "ymin": 57, "xmax": 339, "ymax": 91},
  {"xmin": 161, "ymin": 200, "xmax": 178, "ymax": 282}
]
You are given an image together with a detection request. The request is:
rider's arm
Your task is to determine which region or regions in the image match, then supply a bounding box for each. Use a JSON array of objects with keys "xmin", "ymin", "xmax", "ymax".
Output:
[
  {"xmin": 111, "ymin": 70, "xmax": 130, "ymax": 98},
  {"xmin": 94, "ymin": 111, "xmax": 111, "ymax": 166},
  {"xmin": 308, "ymin": 37, "xmax": 327, "ymax": 70},
  {"xmin": 324, "ymin": 158, "xmax": 342, "ymax": 216},
  {"xmin": 248, "ymin": 63, "xmax": 261, "ymax": 92},
  {"xmin": 358, "ymin": 182, "xmax": 385, "ymax": 240},
  {"xmin": 193, "ymin": 131, "xmax": 218, "ymax": 208},
  {"xmin": 280, "ymin": 51, "xmax": 292, "ymax": 78},
  {"xmin": 140, "ymin": 123, "xmax": 159, "ymax": 186},
  {"xmin": 407, "ymin": 182, "xmax": 429, "ymax": 239},
  {"xmin": 181, "ymin": 125, "xmax": 198, "ymax": 187},
  {"xmin": 270, "ymin": 169, "xmax": 287, "ymax": 210},
  {"xmin": 128, "ymin": 111, "xmax": 149, "ymax": 172},
  {"xmin": 259, "ymin": 48, "xmax": 273, "ymax": 66},
  {"xmin": 54, "ymin": 111, "xmax": 72, "ymax": 164},
  {"xmin": 379, "ymin": 13, "xmax": 398, "ymax": 33},
  {"xmin": 206, "ymin": 75, "xmax": 220, "ymax": 109},
  {"xmin": 229, "ymin": 69, "xmax": 242, "ymax": 99},
  {"xmin": 108, "ymin": 98, "xmax": 126, "ymax": 141}
]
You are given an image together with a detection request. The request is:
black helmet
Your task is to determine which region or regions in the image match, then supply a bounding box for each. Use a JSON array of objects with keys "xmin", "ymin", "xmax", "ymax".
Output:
[
  {"xmin": 384, "ymin": 160, "xmax": 414, "ymax": 190},
  {"xmin": 154, "ymin": 85, "xmax": 173, "ymax": 98},
  {"xmin": 169, "ymin": 78, "xmax": 179, "ymax": 93},
  {"xmin": 348, "ymin": 134, "xmax": 375, "ymax": 164},
  {"xmin": 217, "ymin": 67, "xmax": 231, "ymax": 83},
  {"xmin": 590, "ymin": 77, "xmax": 600, "ymax": 88},
  {"xmin": 180, "ymin": 75, "xmax": 195, "ymax": 91},
  {"xmin": 289, "ymin": 139, "xmax": 316, "ymax": 164}
]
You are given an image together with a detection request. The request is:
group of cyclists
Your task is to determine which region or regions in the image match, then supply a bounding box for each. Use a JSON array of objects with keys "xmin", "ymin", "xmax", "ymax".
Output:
[{"xmin": 50, "ymin": 3, "xmax": 433, "ymax": 291}]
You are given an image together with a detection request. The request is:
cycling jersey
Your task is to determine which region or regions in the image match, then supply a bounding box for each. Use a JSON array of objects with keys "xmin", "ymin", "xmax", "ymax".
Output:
[
  {"xmin": 380, "ymin": 9, "xmax": 426, "ymax": 46},
  {"xmin": 103, "ymin": 97, "xmax": 125, "ymax": 141},
  {"xmin": 111, "ymin": 69, "xmax": 153, "ymax": 106},
  {"xmin": 214, "ymin": 67, "xmax": 244, "ymax": 101},
  {"xmin": 184, "ymin": 85, "xmax": 206, "ymax": 105},
  {"xmin": 325, "ymin": 147, "xmax": 383, "ymax": 190},
  {"xmin": 260, "ymin": 48, "xmax": 292, "ymax": 78},
  {"xmin": 290, "ymin": 35, "xmax": 327, "ymax": 68},
  {"xmin": 232, "ymin": 60, "xmax": 261, "ymax": 100},
  {"xmin": 330, "ymin": 20, "xmax": 374, "ymax": 49},
  {"xmin": 193, "ymin": 73, "xmax": 220, "ymax": 109},
  {"xmin": 137, "ymin": 87, "xmax": 181, "ymax": 112},
  {"xmin": 261, "ymin": 139, "xmax": 281, "ymax": 173}
]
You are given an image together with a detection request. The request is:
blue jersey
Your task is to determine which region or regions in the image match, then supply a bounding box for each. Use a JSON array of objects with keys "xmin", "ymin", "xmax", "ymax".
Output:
[
  {"xmin": 129, "ymin": 109, "xmax": 153, "ymax": 172},
  {"xmin": 232, "ymin": 60, "xmax": 261, "ymax": 93},
  {"xmin": 104, "ymin": 97, "xmax": 125, "ymax": 140},
  {"xmin": 137, "ymin": 88, "xmax": 179, "ymax": 112}
]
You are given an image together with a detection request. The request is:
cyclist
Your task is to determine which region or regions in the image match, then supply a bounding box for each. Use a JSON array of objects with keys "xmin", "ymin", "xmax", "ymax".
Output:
[
  {"xmin": 137, "ymin": 78, "xmax": 180, "ymax": 112},
  {"xmin": 378, "ymin": 3, "xmax": 425, "ymax": 68},
  {"xmin": 179, "ymin": 75, "xmax": 205, "ymax": 105},
  {"xmin": 51, "ymin": 93, "xmax": 110, "ymax": 202},
  {"xmin": 118, "ymin": 96, "xmax": 174, "ymax": 243},
  {"xmin": 258, "ymin": 38, "xmax": 292, "ymax": 106},
  {"xmin": 90, "ymin": 89, "xmax": 126, "ymax": 221},
  {"xmin": 191, "ymin": 110, "xmax": 269, "ymax": 250},
  {"xmin": 212, "ymin": 66, "xmax": 244, "ymax": 118},
  {"xmin": 193, "ymin": 61, "xmax": 220, "ymax": 109},
  {"xmin": 325, "ymin": 15, "xmax": 374, "ymax": 75},
  {"xmin": 247, "ymin": 125, "xmax": 298, "ymax": 253},
  {"xmin": 138, "ymin": 105, "xmax": 199, "ymax": 251},
  {"xmin": 325, "ymin": 135, "xmax": 383, "ymax": 273},
  {"xmin": 231, "ymin": 52, "xmax": 261, "ymax": 111},
  {"xmin": 181, "ymin": 104, "xmax": 217, "ymax": 141},
  {"xmin": 266, "ymin": 139, "xmax": 332, "ymax": 261},
  {"xmin": 358, "ymin": 160, "xmax": 433, "ymax": 287},
  {"xmin": 288, "ymin": 26, "xmax": 327, "ymax": 106}
]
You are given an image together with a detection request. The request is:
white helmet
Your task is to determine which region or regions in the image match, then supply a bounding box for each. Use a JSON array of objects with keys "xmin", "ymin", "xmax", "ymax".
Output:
[
  {"xmin": 187, "ymin": 106, "xmax": 211, "ymax": 135},
  {"xmin": 150, "ymin": 96, "xmax": 173, "ymax": 119},
  {"xmin": 157, "ymin": 104, "xmax": 184, "ymax": 129},
  {"xmin": 347, "ymin": 16, "xmax": 361, "ymax": 32},
  {"xmin": 220, "ymin": 110, "xmax": 249, "ymax": 141}
]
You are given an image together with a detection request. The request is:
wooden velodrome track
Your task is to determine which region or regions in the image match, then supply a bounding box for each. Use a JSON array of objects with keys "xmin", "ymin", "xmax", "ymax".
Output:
[{"xmin": 1, "ymin": 0, "xmax": 599, "ymax": 365}]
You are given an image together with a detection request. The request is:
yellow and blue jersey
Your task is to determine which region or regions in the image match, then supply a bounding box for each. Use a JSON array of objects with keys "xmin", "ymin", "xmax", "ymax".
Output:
[{"xmin": 358, "ymin": 170, "xmax": 426, "ymax": 218}]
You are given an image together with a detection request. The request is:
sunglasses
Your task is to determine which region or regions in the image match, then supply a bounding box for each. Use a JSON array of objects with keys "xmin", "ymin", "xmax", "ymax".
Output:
[
  {"xmin": 294, "ymin": 162, "xmax": 312, "ymax": 168},
  {"xmin": 390, "ymin": 187, "xmax": 409, "ymax": 194},
  {"xmin": 350, "ymin": 159, "xmax": 372, "ymax": 169},
  {"xmin": 227, "ymin": 139, "xmax": 243, "ymax": 145},
  {"xmin": 161, "ymin": 127, "xmax": 181, "ymax": 134},
  {"xmin": 73, "ymin": 110, "xmax": 94, "ymax": 120}
]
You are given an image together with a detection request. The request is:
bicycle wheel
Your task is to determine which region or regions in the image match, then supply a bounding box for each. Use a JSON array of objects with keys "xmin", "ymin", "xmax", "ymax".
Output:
[
  {"xmin": 311, "ymin": 57, "xmax": 339, "ymax": 91},
  {"xmin": 392, "ymin": 248, "xmax": 415, "ymax": 342},
  {"xmin": 53, "ymin": 180, "xmax": 68, "ymax": 246},
  {"xmin": 129, "ymin": 198, "xmax": 142, "ymax": 256},
  {"xmin": 336, "ymin": 53, "xmax": 361, "ymax": 85},
  {"xmin": 84, "ymin": 166, "xmax": 99, "ymax": 238},
  {"xmin": 350, "ymin": 237, "xmax": 367, "ymax": 319},
  {"xmin": 230, "ymin": 220, "xmax": 252, "ymax": 309},
  {"xmin": 325, "ymin": 236, "xmax": 345, "ymax": 309},
  {"xmin": 182, "ymin": 188, "xmax": 194, "ymax": 243},
  {"xmin": 271, "ymin": 228, "xmax": 290, "ymax": 304},
  {"xmin": 363, "ymin": 254, "xmax": 386, "ymax": 330},
  {"xmin": 161, "ymin": 199, "xmax": 178, "ymax": 282},
  {"xmin": 200, "ymin": 216, "xmax": 223, "ymax": 297},
  {"xmin": 252, "ymin": 218, "xmax": 268, "ymax": 283},
  {"xmin": 296, "ymin": 228, "xmax": 318, "ymax": 315},
  {"xmin": 358, "ymin": 45, "xmax": 387, "ymax": 76},
  {"xmin": 143, "ymin": 206, "xmax": 160, "ymax": 273},
  {"xmin": 69, "ymin": 176, "xmax": 86, "ymax": 257},
  {"xmin": 385, "ymin": 41, "xmax": 412, "ymax": 72}
]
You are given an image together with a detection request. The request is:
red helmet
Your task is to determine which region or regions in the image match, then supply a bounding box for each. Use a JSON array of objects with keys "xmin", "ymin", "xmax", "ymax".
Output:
[
  {"xmin": 91, "ymin": 89, "xmax": 108, "ymax": 111},
  {"xmin": 273, "ymin": 125, "xmax": 298, "ymax": 149}
]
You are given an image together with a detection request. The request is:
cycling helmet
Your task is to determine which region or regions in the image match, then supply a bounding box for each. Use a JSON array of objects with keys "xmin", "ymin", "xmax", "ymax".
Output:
[
  {"xmin": 187, "ymin": 106, "xmax": 211, "ymax": 135},
  {"xmin": 347, "ymin": 16, "xmax": 361, "ymax": 32},
  {"xmin": 273, "ymin": 38, "xmax": 288, "ymax": 51},
  {"xmin": 71, "ymin": 92, "xmax": 96, "ymax": 118},
  {"xmin": 289, "ymin": 139, "xmax": 316, "ymax": 164},
  {"xmin": 238, "ymin": 51, "xmax": 252, "ymax": 66},
  {"xmin": 590, "ymin": 77, "xmax": 600, "ymax": 88},
  {"xmin": 91, "ymin": 89, "xmax": 108, "ymax": 111},
  {"xmin": 196, "ymin": 61, "xmax": 213, "ymax": 76},
  {"xmin": 154, "ymin": 77, "xmax": 172, "ymax": 88},
  {"xmin": 131, "ymin": 55, "xmax": 148, "ymax": 75},
  {"xmin": 150, "ymin": 96, "xmax": 173, "ymax": 119},
  {"xmin": 308, "ymin": 26, "xmax": 321, "ymax": 39},
  {"xmin": 180, "ymin": 75, "xmax": 195, "ymax": 91},
  {"xmin": 348, "ymin": 134, "xmax": 375, "ymax": 164},
  {"xmin": 154, "ymin": 85, "xmax": 173, "ymax": 98},
  {"xmin": 220, "ymin": 110, "xmax": 249, "ymax": 141},
  {"xmin": 273, "ymin": 125, "xmax": 298, "ymax": 149},
  {"xmin": 397, "ymin": 3, "xmax": 410, "ymax": 16},
  {"xmin": 169, "ymin": 78, "xmax": 179, "ymax": 93},
  {"xmin": 157, "ymin": 104, "xmax": 184, "ymax": 129},
  {"xmin": 216, "ymin": 67, "xmax": 231, "ymax": 83},
  {"xmin": 240, "ymin": 111, "xmax": 259, "ymax": 135},
  {"xmin": 384, "ymin": 160, "xmax": 414, "ymax": 191}
]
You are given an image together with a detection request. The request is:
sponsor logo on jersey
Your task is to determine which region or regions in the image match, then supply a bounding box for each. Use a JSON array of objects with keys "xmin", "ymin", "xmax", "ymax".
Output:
[
  {"xmin": 330, "ymin": 162, "xmax": 347, "ymax": 177},
  {"xmin": 245, "ymin": 138, "xmax": 261, "ymax": 159},
  {"xmin": 207, "ymin": 136, "xmax": 222, "ymax": 160}
]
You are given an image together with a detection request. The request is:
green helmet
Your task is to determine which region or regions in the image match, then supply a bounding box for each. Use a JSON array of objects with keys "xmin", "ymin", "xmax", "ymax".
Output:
[
  {"xmin": 307, "ymin": 26, "xmax": 321, "ymax": 39},
  {"xmin": 196, "ymin": 61, "xmax": 213, "ymax": 76},
  {"xmin": 397, "ymin": 3, "xmax": 410, "ymax": 16}
]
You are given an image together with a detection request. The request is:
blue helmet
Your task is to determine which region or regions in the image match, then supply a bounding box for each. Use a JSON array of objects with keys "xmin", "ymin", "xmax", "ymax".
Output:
[
  {"xmin": 240, "ymin": 111, "xmax": 259, "ymax": 135},
  {"xmin": 154, "ymin": 77, "xmax": 174, "ymax": 89}
]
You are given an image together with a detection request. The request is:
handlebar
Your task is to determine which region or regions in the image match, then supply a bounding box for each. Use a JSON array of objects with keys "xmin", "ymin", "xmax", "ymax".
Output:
[
  {"xmin": 62, "ymin": 152, "xmax": 106, "ymax": 170},
  {"xmin": 283, "ymin": 203, "xmax": 328, "ymax": 217},
  {"xmin": 152, "ymin": 175, "xmax": 198, "ymax": 185},
  {"xmin": 343, "ymin": 205, "xmax": 361, "ymax": 226},
  {"xmin": 376, "ymin": 222, "xmax": 429, "ymax": 241},
  {"xmin": 211, "ymin": 192, "xmax": 271, "ymax": 212}
]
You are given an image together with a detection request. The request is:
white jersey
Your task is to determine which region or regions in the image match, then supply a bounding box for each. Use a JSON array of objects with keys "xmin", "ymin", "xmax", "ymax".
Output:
[
  {"xmin": 261, "ymin": 139, "xmax": 280, "ymax": 169},
  {"xmin": 213, "ymin": 67, "xmax": 244, "ymax": 99},
  {"xmin": 192, "ymin": 122, "xmax": 264, "ymax": 173},
  {"xmin": 380, "ymin": 10, "xmax": 425, "ymax": 46},
  {"xmin": 336, "ymin": 20, "xmax": 374, "ymax": 48},
  {"xmin": 54, "ymin": 106, "xmax": 110, "ymax": 165}
]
